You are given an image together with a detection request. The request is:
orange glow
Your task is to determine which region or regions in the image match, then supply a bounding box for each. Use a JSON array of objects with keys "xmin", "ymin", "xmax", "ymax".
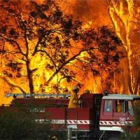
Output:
[
  {"xmin": 0, "ymin": 0, "xmax": 116, "ymax": 105},
  {"xmin": 1, "ymin": 0, "xmax": 140, "ymax": 105},
  {"xmin": 108, "ymin": 0, "xmax": 140, "ymax": 94}
]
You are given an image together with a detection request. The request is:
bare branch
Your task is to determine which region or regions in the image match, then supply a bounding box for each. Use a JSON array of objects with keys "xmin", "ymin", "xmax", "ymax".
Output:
[
  {"xmin": 0, "ymin": 76, "xmax": 26, "ymax": 93},
  {"xmin": 37, "ymin": 49, "xmax": 57, "ymax": 68},
  {"xmin": 46, "ymin": 47, "xmax": 93, "ymax": 85},
  {"xmin": 0, "ymin": 34, "xmax": 26, "ymax": 56}
]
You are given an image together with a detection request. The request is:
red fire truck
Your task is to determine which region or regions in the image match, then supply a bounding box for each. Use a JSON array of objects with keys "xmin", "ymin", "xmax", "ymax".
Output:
[{"xmin": 1, "ymin": 91, "xmax": 140, "ymax": 140}]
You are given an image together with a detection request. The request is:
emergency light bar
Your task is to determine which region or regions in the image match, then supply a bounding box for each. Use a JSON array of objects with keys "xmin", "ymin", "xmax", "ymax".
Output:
[{"xmin": 5, "ymin": 93, "xmax": 71, "ymax": 98}]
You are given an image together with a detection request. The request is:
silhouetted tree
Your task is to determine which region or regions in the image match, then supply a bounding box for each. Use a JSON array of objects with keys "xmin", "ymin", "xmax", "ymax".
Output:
[{"xmin": 0, "ymin": 0, "xmax": 123, "ymax": 94}]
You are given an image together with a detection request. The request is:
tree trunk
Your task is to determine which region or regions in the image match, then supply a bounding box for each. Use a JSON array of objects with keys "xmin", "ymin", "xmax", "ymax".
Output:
[{"xmin": 26, "ymin": 60, "xmax": 34, "ymax": 94}]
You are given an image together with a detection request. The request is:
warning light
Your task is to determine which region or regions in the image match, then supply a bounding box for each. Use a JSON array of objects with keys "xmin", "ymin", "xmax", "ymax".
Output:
[{"xmin": 104, "ymin": 90, "xmax": 108, "ymax": 96}]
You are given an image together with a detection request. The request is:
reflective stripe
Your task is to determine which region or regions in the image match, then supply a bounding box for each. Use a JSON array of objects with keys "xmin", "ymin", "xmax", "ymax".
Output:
[
  {"xmin": 67, "ymin": 120, "xmax": 90, "ymax": 124},
  {"xmin": 100, "ymin": 121, "xmax": 132, "ymax": 126},
  {"xmin": 36, "ymin": 119, "xmax": 91, "ymax": 124}
]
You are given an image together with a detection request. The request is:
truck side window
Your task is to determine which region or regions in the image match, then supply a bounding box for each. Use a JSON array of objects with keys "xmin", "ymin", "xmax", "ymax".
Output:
[
  {"xmin": 115, "ymin": 100, "xmax": 124, "ymax": 112},
  {"xmin": 104, "ymin": 100, "xmax": 112, "ymax": 112},
  {"xmin": 128, "ymin": 101, "xmax": 134, "ymax": 115}
]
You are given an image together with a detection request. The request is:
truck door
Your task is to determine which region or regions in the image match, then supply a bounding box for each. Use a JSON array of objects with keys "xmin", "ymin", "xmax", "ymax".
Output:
[
  {"xmin": 113, "ymin": 100, "xmax": 126, "ymax": 126},
  {"xmin": 113, "ymin": 100, "xmax": 133, "ymax": 130}
]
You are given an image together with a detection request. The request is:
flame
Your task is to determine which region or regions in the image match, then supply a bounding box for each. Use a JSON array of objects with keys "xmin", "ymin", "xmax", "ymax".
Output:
[
  {"xmin": 108, "ymin": 0, "xmax": 140, "ymax": 94},
  {"xmin": 1, "ymin": 0, "xmax": 139, "ymax": 105},
  {"xmin": 0, "ymin": 0, "xmax": 112, "ymax": 105}
]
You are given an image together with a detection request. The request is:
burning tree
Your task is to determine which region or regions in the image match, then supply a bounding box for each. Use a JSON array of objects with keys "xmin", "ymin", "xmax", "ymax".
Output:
[
  {"xmin": 0, "ymin": 0, "xmax": 122, "ymax": 95},
  {"xmin": 108, "ymin": 0, "xmax": 140, "ymax": 94}
]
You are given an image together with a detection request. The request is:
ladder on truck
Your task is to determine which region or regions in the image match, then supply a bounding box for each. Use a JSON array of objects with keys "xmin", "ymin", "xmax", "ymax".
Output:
[
  {"xmin": 67, "ymin": 128, "xmax": 78, "ymax": 140},
  {"xmin": 68, "ymin": 129, "xmax": 90, "ymax": 140},
  {"xmin": 5, "ymin": 93, "xmax": 71, "ymax": 98},
  {"xmin": 68, "ymin": 127, "xmax": 92, "ymax": 140}
]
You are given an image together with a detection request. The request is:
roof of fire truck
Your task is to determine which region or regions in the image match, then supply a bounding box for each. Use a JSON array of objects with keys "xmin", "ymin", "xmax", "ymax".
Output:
[{"xmin": 103, "ymin": 94, "xmax": 140, "ymax": 100}]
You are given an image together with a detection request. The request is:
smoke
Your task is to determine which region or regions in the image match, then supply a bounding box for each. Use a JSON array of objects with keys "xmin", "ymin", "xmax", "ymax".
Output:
[
  {"xmin": 20, "ymin": 0, "xmax": 111, "ymax": 27},
  {"xmin": 61, "ymin": 0, "xmax": 112, "ymax": 27}
]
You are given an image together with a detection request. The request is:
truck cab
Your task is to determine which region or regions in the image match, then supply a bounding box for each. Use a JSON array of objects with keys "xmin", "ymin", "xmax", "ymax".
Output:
[{"xmin": 99, "ymin": 94, "xmax": 140, "ymax": 132}]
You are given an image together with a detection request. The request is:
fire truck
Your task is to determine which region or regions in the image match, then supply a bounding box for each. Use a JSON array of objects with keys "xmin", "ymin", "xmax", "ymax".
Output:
[{"xmin": 1, "ymin": 90, "xmax": 140, "ymax": 140}]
